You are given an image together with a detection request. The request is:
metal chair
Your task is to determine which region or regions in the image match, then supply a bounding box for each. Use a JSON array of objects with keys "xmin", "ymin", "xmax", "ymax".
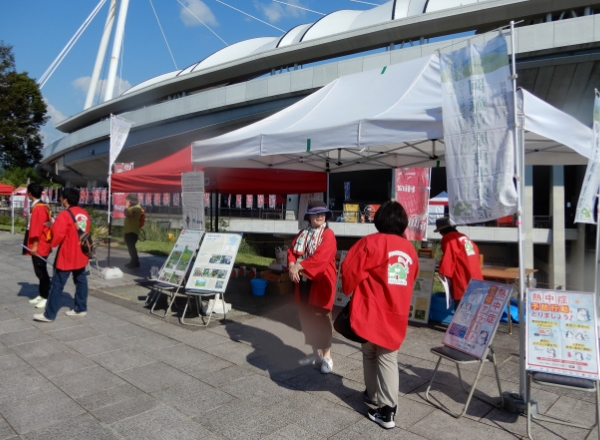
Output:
[
  {"xmin": 180, "ymin": 292, "xmax": 228, "ymax": 327},
  {"xmin": 146, "ymin": 281, "xmax": 187, "ymax": 318},
  {"xmin": 425, "ymin": 345, "xmax": 504, "ymax": 419},
  {"xmin": 86, "ymin": 240, "xmax": 103, "ymax": 276},
  {"xmin": 526, "ymin": 371, "xmax": 600, "ymax": 439}
]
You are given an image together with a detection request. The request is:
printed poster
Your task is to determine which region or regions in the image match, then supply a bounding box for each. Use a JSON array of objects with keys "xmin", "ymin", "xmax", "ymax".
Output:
[
  {"xmin": 145, "ymin": 193, "xmax": 153, "ymax": 206},
  {"xmin": 235, "ymin": 195, "xmax": 242, "ymax": 209},
  {"xmin": 333, "ymin": 251, "xmax": 350, "ymax": 307},
  {"xmin": 526, "ymin": 289, "xmax": 599, "ymax": 380},
  {"xmin": 101, "ymin": 189, "xmax": 107, "ymax": 205},
  {"xmin": 204, "ymin": 193, "xmax": 210, "ymax": 208},
  {"xmin": 158, "ymin": 229, "xmax": 204, "ymax": 287},
  {"xmin": 441, "ymin": 33, "xmax": 518, "ymax": 224},
  {"xmin": 173, "ymin": 193, "xmax": 180, "ymax": 206},
  {"xmin": 409, "ymin": 257, "xmax": 436, "ymax": 324},
  {"xmin": 162, "ymin": 193, "xmax": 170, "ymax": 206},
  {"xmin": 186, "ymin": 233, "xmax": 242, "ymax": 293},
  {"xmin": 394, "ymin": 168, "xmax": 430, "ymax": 241},
  {"xmin": 257, "ymin": 194, "xmax": 264, "ymax": 209},
  {"xmin": 182, "ymin": 172, "xmax": 205, "ymax": 230},
  {"xmin": 112, "ymin": 193, "xmax": 126, "ymax": 219},
  {"xmin": 269, "ymin": 194, "xmax": 276, "ymax": 209},
  {"xmin": 443, "ymin": 279, "xmax": 513, "ymax": 359},
  {"xmin": 246, "ymin": 194, "xmax": 253, "ymax": 209},
  {"xmin": 93, "ymin": 188, "xmax": 100, "ymax": 205},
  {"xmin": 113, "ymin": 162, "xmax": 134, "ymax": 174},
  {"xmin": 575, "ymin": 91, "xmax": 600, "ymax": 224},
  {"xmin": 153, "ymin": 193, "xmax": 161, "ymax": 206},
  {"xmin": 137, "ymin": 193, "xmax": 144, "ymax": 206}
]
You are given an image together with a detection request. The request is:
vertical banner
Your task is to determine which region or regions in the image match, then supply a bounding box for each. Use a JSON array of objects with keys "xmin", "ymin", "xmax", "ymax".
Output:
[
  {"xmin": 101, "ymin": 188, "xmax": 108, "ymax": 205},
  {"xmin": 112, "ymin": 193, "xmax": 126, "ymax": 219},
  {"xmin": 181, "ymin": 172, "xmax": 205, "ymax": 230},
  {"xmin": 575, "ymin": 91, "xmax": 600, "ymax": 224},
  {"xmin": 440, "ymin": 34, "xmax": 518, "ymax": 224},
  {"xmin": 269, "ymin": 194, "xmax": 276, "ymax": 209},
  {"xmin": 109, "ymin": 116, "xmax": 133, "ymax": 171},
  {"xmin": 204, "ymin": 193, "xmax": 210, "ymax": 208},
  {"xmin": 235, "ymin": 195, "xmax": 242, "ymax": 209},
  {"xmin": 246, "ymin": 195, "xmax": 253, "ymax": 209},
  {"xmin": 394, "ymin": 168, "xmax": 431, "ymax": 241},
  {"xmin": 145, "ymin": 193, "xmax": 153, "ymax": 206},
  {"xmin": 79, "ymin": 189, "xmax": 86, "ymax": 205},
  {"xmin": 344, "ymin": 182, "xmax": 351, "ymax": 200},
  {"xmin": 257, "ymin": 194, "xmax": 265, "ymax": 209},
  {"xmin": 153, "ymin": 193, "xmax": 161, "ymax": 206},
  {"xmin": 137, "ymin": 192, "xmax": 144, "ymax": 206},
  {"xmin": 227, "ymin": 194, "xmax": 231, "ymax": 208},
  {"xmin": 93, "ymin": 188, "xmax": 100, "ymax": 205},
  {"xmin": 526, "ymin": 289, "xmax": 599, "ymax": 380},
  {"xmin": 162, "ymin": 193, "xmax": 170, "ymax": 206},
  {"xmin": 173, "ymin": 193, "xmax": 180, "ymax": 207}
]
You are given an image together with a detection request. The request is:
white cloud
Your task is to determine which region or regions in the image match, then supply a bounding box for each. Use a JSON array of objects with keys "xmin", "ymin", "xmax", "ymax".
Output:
[
  {"xmin": 180, "ymin": 0, "xmax": 218, "ymax": 27},
  {"xmin": 254, "ymin": 0, "xmax": 306, "ymax": 23},
  {"xmin": 72, "ymin": 76, "xmax": 132, "ymax": 100},
  {"xmin": 41, "ymin": 99, "xmax": 67, "ymax": 146}
]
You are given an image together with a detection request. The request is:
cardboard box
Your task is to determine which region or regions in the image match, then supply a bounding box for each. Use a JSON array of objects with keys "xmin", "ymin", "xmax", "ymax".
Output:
[{"xmin": 261, "ymin": 270, "xmax": 294, "ymax": 295}]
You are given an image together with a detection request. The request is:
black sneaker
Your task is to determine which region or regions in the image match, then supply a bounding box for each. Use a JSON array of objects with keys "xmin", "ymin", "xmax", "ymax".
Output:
[
  {"xmin": 368, "ymin": 405, "xmax": 397, "ymax": 429},
  {"xmin": 363, "ymin": 390, "xmax": 378, "ymax": 406}
]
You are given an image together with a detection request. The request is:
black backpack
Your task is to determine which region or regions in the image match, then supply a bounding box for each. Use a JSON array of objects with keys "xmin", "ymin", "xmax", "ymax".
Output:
[{"xmin": 67, "ymin": 209, "xmax": 93, "ymax": 257}]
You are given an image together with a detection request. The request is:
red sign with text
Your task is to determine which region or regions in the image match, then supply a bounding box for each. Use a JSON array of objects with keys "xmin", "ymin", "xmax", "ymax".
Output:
[{"xmin": 394, "ymin": 168, "xmax": 430, "ymax": 241}]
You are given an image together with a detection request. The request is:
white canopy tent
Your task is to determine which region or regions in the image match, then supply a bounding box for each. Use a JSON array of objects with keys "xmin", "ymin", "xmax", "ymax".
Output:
[{"xmin": 191, "ymin": 55, "xmax": 592, "ymax": 170}]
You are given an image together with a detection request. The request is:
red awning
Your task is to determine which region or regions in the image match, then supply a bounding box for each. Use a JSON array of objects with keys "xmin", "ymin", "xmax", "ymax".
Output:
[
  {"xmin": 111, "ymin": 145, "xmax": 326, "ymax": 194},
  {"xmin": 0, "ymin": 183, "xmax": 14, "ymax": 195}
]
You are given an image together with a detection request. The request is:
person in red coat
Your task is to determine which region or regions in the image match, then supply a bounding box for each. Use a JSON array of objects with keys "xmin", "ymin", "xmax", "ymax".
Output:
[
  {"xmin": 34, "ymin": 188, "xmax": 90, "ymax": 323},
  {"xmin": 25, "ymin": 184, "xmax": 53, "ymax": 309},
  {"xmin": 435, "ymin": 217, "xmax": 483, "ymax": 310},
  {"xmin": 341, "ymin": 201, "xmax": 418, "ymax": 429},
  {"xmin": 287, "ymin": 201, "xmax": 337, "ymax": 374}
]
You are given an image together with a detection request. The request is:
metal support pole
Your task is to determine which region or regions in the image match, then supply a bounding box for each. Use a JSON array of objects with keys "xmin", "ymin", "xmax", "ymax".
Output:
[
  {"xmin": 595, "ymin": 196, "xmax": 600, "ymax": 313},
  {"xmin": 215, "ymin": 193, "xmax": 220, "ymax": 233},
  {"xmin": 104, "ymin": 0, "xmax": 130, "ymax": 102},
  {"xmin": 85, "ymin": 0, "xmax": 117, "ymax": 109},
  {"xmin": 10, "ymin": 191, "xmax": 14, "ymax": 234}
]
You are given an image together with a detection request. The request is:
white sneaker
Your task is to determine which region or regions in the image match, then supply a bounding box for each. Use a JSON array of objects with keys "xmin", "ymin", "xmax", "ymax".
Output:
[
  {"xmin": 321, "ymin": 357, "xmax": 333, "ymax": 374},
  {"xmin": 35, "ymin": 299, "xmax": 47, "ymax": 309},
  {"xmin": 33, "ymin": 313, "xmax": 53, "ymax": 323},
  {"xmin": 65, "ymin": 310, "xmax": 87, "ymax": 317},
  {"xmin": 298, "ymin": 354, "xmax": 322, "ymax": 366},
  {"xmin": 29, "ymin": 296, "xmax": 43, "ymax": 304}
]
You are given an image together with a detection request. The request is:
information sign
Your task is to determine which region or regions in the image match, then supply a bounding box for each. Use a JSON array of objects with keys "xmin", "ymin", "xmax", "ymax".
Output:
[
  {"xmin": 157, "ymin": 229, "xmax": 204, "ymax": 287},
  {"xmin": 526, "ymin": 288, "xmax": 599, "ymax": 380},
  {"xmin": 186, "ymin": 233, "xmax": 242, "ymax": 294},
  {"xmin": 443, "ymin": 279, "xmax": 513, "ymax": 359},
  {"xmin": 409, "ymin": 257, "xmax": 436, "ymax": 324},
  {"xmin": 182, "ymin": 172, "xmax": 205, "ymax": 230}
]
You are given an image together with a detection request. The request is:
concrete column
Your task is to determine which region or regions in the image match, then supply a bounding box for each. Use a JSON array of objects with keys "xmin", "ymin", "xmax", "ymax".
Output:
[
  {"xmin": 523, "ymin": 165, "xmax": 534, "ymax": 269},
  {"xmin": 550, "ymin": 166, "xmax": 566, "ymax": 289}
]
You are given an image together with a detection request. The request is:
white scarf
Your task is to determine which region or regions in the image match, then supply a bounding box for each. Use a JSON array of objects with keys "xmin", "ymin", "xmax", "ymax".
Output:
[{"xmin": 293, "ymin": 224, "xmax": 326, "ymax": 259}]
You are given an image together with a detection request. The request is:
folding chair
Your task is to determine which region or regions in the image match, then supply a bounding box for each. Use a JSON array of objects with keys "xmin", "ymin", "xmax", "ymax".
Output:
[
  {"xmin": 180, "ymin": 292, "xmax": 228, "ymax": 327},
  {"xmin": 147, "ymin": 282, "xmax": 187, "ymax": 318},
  {"xmin": 425, "ymin": 345, "xmax": 504, "ymax": 419},
  {"xmin": 526, "ymin": 372, "xmax": 600, "ymax": 439},
  {"xmin": 86, "ymin": 240, "xmax": 103, "ymax": 277}
]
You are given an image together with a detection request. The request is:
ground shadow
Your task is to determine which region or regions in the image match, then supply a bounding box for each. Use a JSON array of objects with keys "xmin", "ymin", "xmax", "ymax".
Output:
[{"xmin": 17, "ymin": 282, "xmax": 41, "ymax": 300}]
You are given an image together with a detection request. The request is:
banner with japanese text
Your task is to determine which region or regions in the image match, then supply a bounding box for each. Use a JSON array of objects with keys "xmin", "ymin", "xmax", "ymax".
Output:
[
  {"xmin": 153, "ymin": 193, "xmax": 161, "ymax": 206},
  {"xmin": 145, "ymin": 193, "xmax": 153, "ymax": 206},
  {"xmin": 113, "ymin": 162, "xmax": 134, "ymax": 174},
  {"xmin": 162, "ymin": 193, "xmax": 170, "ymax": 206},
  {"xmin": 93, "ymin": 188, "xmax": 100, "ymax": 205},
  {"xmin": 235, "ymin": 195, "xmax": 242, "ymax": 209},
  {"xmin": 173, "ymin": 193, "xmax": 180, "ymax": 207},
  {"xmin": 269, "ymin": 194, "xmax": 276, "ymax": 209},
  {"xmin": 394, "ymin": 168, "xmax": 430, "ymax": 241},
  {"xmin": 246, "ymin": 195, "xmax": 253, "ymax": 209},
  {"xmin": 101, "ymin": 189, "xmax": 107, "ymax": 205},
  {"xmin": 441, "ymin": 34, "xmax": 517, "ymax": 224},
  {"xmin": 575, "ymin": 91, "xmax": 600, "ymax": 224},
  {"xmin": 112, "ymin": 193, "xmax": 126, "ymax": 219},
  {"xmin": 257, "ymin": 194, "xmax": 264, "ymax": 209}
]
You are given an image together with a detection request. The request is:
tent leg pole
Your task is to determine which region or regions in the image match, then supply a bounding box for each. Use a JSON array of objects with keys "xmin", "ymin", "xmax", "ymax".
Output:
[
  {"xmin": 216, "ymin": 192, "xmax": 219, "ymax": 233},
  {"xmin": 107, "ymin": 217, "xmax": 112, "ymax": 268}
]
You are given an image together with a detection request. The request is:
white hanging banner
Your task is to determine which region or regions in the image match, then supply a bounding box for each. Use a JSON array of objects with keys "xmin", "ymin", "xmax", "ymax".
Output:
[
  {"xmin": 575, "ymin": 91, "xmax": 600, "ymax": 224},
  {"xmin": 440, "ymin": 34, "xmax": 518, "ymax": 224},
  {"xmin": 109, "ymin": 115, "xmax": 133, "ymax": 171}
]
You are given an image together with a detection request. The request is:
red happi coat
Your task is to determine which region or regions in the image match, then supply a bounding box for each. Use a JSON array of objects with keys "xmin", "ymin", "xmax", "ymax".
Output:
[
  {"xmin": 51, "ymin": 207, "xmax": 91, "ymax": 271},
  {"xmin": 439, "ymin": 231, "xmax": 483, "ymax": 300},
  {"xmin": 26, "ymin": 201, "xmax": 52, "ymax": 257},
  {"xmin": 341, "ymin": 233, "xmax": 418, "ymax": 351},
  {"xmin": 287, "ymin": 228, "xmax": 337, "ymax": 311}
]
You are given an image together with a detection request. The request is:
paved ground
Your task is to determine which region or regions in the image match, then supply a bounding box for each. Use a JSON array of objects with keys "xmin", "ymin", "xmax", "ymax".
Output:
[{"xmin": 0, "ymin": 231, "xmax": 597, "ymax": 439}]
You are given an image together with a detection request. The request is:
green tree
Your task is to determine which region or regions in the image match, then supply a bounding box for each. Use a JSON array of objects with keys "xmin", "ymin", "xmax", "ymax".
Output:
[
  {"xmin": 0, "ymin": 41, "xmax": 48, "ymax": 169},
  {"xmin": 0, "ymin": 166, "xmax": 39, "ymax": 187}
]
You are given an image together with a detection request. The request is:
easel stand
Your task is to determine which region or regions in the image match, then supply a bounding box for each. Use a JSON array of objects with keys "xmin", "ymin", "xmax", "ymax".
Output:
[
  {"xmin": 147, "ymin": 280, "xmax": 188, "ymax": 318},
  {"xmin": 180, "ymin": 291, "xmax": 228, "ymax": 327},
  {"xmin": 425, "ymin": 345, "xmax": 504, "ymax": 419}
]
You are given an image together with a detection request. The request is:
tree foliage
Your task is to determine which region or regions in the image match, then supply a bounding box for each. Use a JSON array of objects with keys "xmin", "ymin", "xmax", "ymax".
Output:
[{"xmin": 0, "ymin": 41, "xmax": 48, "ymax": 169}]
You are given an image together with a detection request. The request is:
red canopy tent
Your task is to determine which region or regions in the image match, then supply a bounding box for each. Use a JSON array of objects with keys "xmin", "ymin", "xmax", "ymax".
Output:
[
  {"xmin": 111, "ymin": 145, "xmax": 326, "ymax": 194},
  {"xmin": 0, "ymin": 183, "xmax": 14, "ymax": 195}
]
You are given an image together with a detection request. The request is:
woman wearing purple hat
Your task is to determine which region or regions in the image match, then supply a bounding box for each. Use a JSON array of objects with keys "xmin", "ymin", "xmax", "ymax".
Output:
[{"xmin": 288, "ymin": 201, "xmax": 337, "ymax": 374}]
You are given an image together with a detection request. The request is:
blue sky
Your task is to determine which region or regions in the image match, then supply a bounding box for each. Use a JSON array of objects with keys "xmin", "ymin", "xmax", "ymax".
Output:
[{"xmin": 1, "ymin": 0, "xmax": 386, "ymax": 144}]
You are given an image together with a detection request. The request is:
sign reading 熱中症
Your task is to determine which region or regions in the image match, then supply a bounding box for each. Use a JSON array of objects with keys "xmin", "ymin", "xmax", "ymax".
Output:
[{"xmin": 526, "ymin": 288, "xmax": 599, "ymax": 380}]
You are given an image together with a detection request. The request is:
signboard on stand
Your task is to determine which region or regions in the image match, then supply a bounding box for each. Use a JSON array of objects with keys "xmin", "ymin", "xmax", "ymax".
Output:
[
  {"xmin": 526, "ymin": 288, "xmax": 599, "ymax": 380},
  {"xmin": 158, "ymin": 229, "xmax": 204, "ymax": 287},
  {"xmin": 443, "ymin": 279, "xmax": 513, "ymax": 359},
  {"xmin": 186, "ymin": 233, "xmax": 242, "ymax": 293},
  {"xmin": 409, "ymin": 257, "xmax": 436, "ymax": 324},
  {"xmin": 182, "ymin": 172, "xmax": 205, "ymax": 230},
  {"xmin": 333, "ymin": 251, "xmax": 349, "ymax": 307}
]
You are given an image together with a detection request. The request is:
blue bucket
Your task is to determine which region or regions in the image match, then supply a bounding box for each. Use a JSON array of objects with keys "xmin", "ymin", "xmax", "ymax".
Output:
[{"xmin": 250, "ymin": 278, "xmax": 268, "ymax": 296}]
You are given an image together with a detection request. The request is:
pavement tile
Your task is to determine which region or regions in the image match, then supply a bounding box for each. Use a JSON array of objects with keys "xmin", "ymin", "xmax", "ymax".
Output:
[
  {"xmin": 194, "ymin": 399, "xmax": 288, "ymax": 440},
  {"xmin": 0, "ymin": 388, "xmax": 85, "ymax": 434},
  {"xmin": 284, "ymin": 369, "xmax": 364, "ymax": 408},
  {"xmin": 408, "ymin": 410, "xmax": 518, "ymax": 440},
  {"xmin": 0, "ymin": 318, "xmax": 33, "ymax": 335},
  {"xmin": 243, "ymin": 354, "xmax": 312, "ymax": 382},
  {"xmin": 190, "ymin": 364, "xmax": 255, "ymax": 388},
  {"xmin": 19, "ymin": 413, "xmax": 119, "ymax": 440},
  {"xmin": 9, "ymin": 338, "xmax": 74, "ymax": 360},
  {"xmin": 264, "ymin": 424, "xmax": 326, "ymax": 440},
  {"xmin": 544, "ymin": 394, "xmax": 598, "ymax": 427},
  {"xmin": 91, "ymin": 394, "xmax": 160, "ymax": 424},
  {"xmin": 51, "ymin": 365, "xmax": 127, "ymax": 399},
  {"xmin": 0, "ymin": 345, "xmax": 12, "ymax": 357},
  {"xmin": 76, "ymin": 382, "xmax": 146, "ymax": 411},
  {"xmin": 0, "ymin": 414, "xmax": 17, "ymax": 440},
  {"xmin": 97, "ymin": 322, "xmax": 154, "ymax": 340},
  {"xmin": 150, "ymin": 422, "xmax": 222, "ymax": 440},
  {"xmin": 221, "ymin": 373, "xmax": 298, "ymax": 409},
  {"xmin": 110, "ymin": 404, "xmax": 204, "ymax": 439},
  {"xmin": 150, "ymin": 343, "xmax": 225, "ymax": 369},
  {"xmin": 174, "ymin": 330, "xmax": 232, "ymax": 350},
  {"xmin": 151, "ymin": 378, "xmax": 233, "ymax": 416},
  {"xmin": 0, "ymin": 310, "xmax": 19, "ymax": 322},
  {"xmin": 0, "ymin": 365, "xmax": 56, "ymax": 404},
  {"xmin": 202, "ymin": 340, "xmax": 266, "ymax": 365},
  {"xmin": 330, "ymin": 418, "xmax": 428, "ymax": 439},
  {"xmin": 121, "ymin": 332, "xmax": 179, "ymax": 351},
  {"xmin": 0, "ymin": 327, "xmax": 51, "ymax": 346},
  {"xmin": 89, "ymin": 347, "xmax": 157, "ymax": 372},
  {"xmin": 275, "ymin": 392, "xmax": 363, "ymax": 437},
  {"xmin": 330, "ymin": 337, "xmax": 362, "ymax": 357},
  {"xmin": 116, "ymin": 361, "xmax": 196, "ymax": 393},
  {"xmin": 65, "ymin": 334, "xmax": 126, "ymax": 356},
  {"xmin": 25, "ymin": 350, "xmax": 97, "ymax": 377},
  {"xmin": 46, "ymin": 325, "xmax": 101, "ymax": 342}
]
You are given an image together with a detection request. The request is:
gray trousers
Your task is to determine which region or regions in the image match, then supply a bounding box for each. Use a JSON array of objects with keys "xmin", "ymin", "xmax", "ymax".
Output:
[{"xmin": 362, "ymin": 341, "xmax": 398, "ymax": 409}]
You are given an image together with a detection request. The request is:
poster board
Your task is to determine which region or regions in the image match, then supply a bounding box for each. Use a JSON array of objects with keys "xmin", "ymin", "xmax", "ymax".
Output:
[
  {"xmin": 185, "ymin": 233, "xmax": 242, "ymax": 294},
  {"xmin": 526, "ymin": 288, "xmax": 599, "ymax": 380},
  {"xmin": 443, "ymin": 279, "xmax": 513, "ymax": 359},
  {"xmin": 157, "ymin": 229, "xmax": 204, "ymax": 287},
  {"xmin": 409, "ymin": 257, "xmax": 436, "ymax": 324},
  {"xmin": 182, "ymin": 172, "xmax": 205, "ymax": 230},
  {"xmin": 333, "ymin": 251, "xmax": 349, "ymax": 307}
]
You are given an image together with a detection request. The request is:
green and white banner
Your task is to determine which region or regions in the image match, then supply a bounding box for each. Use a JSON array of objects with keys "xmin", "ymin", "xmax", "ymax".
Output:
[
  {"xmin": 440, "ymin": 34, "xmax": 518, "ymax": 224},
  {"xmin": 575, "ymin": 91, "xmax": 600, "ymax": 224}
]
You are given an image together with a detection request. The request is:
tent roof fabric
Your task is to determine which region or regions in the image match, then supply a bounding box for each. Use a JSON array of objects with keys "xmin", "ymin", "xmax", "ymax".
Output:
[
  {"xmin": 111, "ymin": 145, "xmax": 326, "ymax": 194},
  {"xmin": 0, "ymin": 183, "xmax": 14, "ymax": 195},
  {"xmin": 191, "ymin": 54, "xmax": 592, "ymax": 172}
]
